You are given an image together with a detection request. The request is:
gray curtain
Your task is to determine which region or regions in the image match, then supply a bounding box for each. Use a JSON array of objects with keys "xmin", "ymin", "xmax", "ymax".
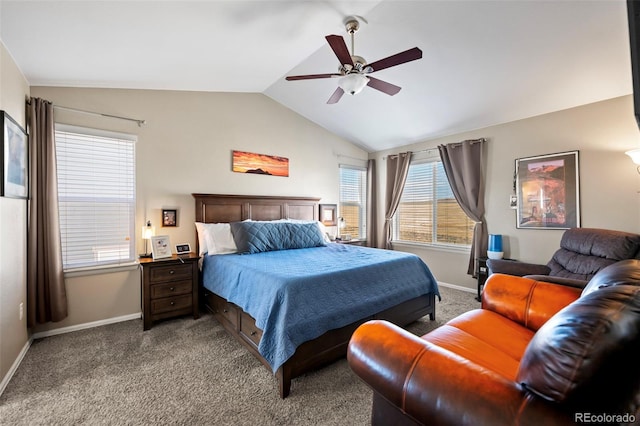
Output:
[
  {"xmin": 27, "ymin": 97, "xmax": 67, "ymax": 327},
  {"xmin": 366, "ymin": 159, "xmax": 377, "ymax": 247},
  {"xmin": 438, "ymin": 139, "xmax": 486, "ymax": 276},
  {"xmin": 382, "ymin": 151, "xmax": 412, "ymax": 249}
]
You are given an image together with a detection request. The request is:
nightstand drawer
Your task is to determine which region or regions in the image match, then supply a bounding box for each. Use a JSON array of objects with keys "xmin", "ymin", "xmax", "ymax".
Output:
[
  {"xmin": 150, "ymin": 280, "xmax": 192, "ymax": 299},
  {"xmin": 151, "ymin": 294, "xmax": 192, "ymax": 314},
  {"xmin": 149, "ymin": 264, "xmax": 193, "ymax": 283}
]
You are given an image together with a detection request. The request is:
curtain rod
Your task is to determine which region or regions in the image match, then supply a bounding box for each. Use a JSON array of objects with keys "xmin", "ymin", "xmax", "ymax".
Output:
[
  {"xmin": 384, "ymin": 138, "xmax": 486, "ymax": 160},
  {"xmin": 53, "ymin": 105, "xmax": 146, "ymax": 127}
]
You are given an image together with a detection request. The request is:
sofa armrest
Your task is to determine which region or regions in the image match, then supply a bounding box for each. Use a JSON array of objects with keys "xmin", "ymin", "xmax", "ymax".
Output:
[
  {"xmin": 347, "ymin": 320, "xmax": 574, "ymax": 426},
  {"xmin": 482, "ymin": 274, "xmax": 582, "ymax": 331},
  {"xmin": 524, "ymin": 274, "xmax": 587, "ymax": 289},
  {"xmin": 486, "ymin": 258, "xmax": 550, "ymax": 276}
]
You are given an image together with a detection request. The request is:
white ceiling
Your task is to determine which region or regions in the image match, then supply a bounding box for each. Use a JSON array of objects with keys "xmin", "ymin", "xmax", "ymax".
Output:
[{"xmin": 0, "ymin": 0, "xmax": 632, "ymax": 152}]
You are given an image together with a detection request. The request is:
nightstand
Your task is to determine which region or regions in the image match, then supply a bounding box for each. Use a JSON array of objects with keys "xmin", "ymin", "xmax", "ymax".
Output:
[
  {"xmin": 476, "ymin": 257, "xmax": 489, "ymax": 302},
  {"xmin": 476, "ymin": 256, "xmax": 516, "ymax": 301},
  {"xmin": 335, "ymin": 239, "xmax": 366, "ymax": 246},
  {"xmin": 140, "ymin": 253, "xmax": 200, "ymax": 330}
]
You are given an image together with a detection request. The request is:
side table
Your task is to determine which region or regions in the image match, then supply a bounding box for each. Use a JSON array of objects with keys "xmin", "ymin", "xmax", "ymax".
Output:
[
  {"xmin": 476, "ymin": 256, "xmax": 517, "ymax": 301},
  {"xmin": 140, "ymin": 253, "xmax": 200, "ymax": 330},
  {"xmin": 476, "ymin": 257, "xmax": 489, "ymax": 302}
]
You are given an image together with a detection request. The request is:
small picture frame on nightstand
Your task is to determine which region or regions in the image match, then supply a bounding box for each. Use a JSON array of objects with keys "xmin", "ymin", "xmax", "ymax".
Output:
[
  {"xmin": 176, "ymin": 243, "xmax": 191, "ymax": 255},
  {"xmin": 151, "ymin": 235, "xmax": 172, "ymax": 259}
]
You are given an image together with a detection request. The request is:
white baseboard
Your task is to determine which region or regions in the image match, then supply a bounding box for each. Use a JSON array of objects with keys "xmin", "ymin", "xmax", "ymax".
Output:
[
  {"xmin": 32, "ymin": 312, "xmax": 141, "ymax": 340},
  {"xmin": 437, "ymin": 281, "xmax": 476, "ymax": 294},
  {"xmin": 0, "ymin": 338, "xmax": 32, "ymax": 397}
]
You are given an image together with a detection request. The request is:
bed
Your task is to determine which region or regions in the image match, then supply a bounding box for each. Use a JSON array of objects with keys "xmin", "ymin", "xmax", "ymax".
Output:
[{"xmin": 193, "ymin": 193, "xmax": 439, "ymax": 398}]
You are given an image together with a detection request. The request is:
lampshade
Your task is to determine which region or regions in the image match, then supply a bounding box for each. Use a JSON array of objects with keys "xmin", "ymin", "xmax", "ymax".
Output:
[
  {"xmin": 338, "ymin": 217, "xmax": 346, "ymax": 229},
  {"xmin": 626, "ymin": 148, "xmax": 640, "ymax": 165},
  {"xmin": 142, "ymin": 220, "xmax": 155, "ymax": 240},
  {"xmin": 338, "ymin": 74, "xmax": 369, "ymax": 95}
]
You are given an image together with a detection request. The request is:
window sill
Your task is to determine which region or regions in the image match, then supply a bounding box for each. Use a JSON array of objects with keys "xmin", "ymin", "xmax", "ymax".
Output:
[
  {"xmin": 64, "ymin": 262, "xmax": 140, "ymax": 278},
  {"xmin": 392, "ymin": 240, "xmax": 471, "ymax": 255}
]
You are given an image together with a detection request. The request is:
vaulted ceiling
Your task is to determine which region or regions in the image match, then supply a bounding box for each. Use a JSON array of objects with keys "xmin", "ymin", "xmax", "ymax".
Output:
[{"xmin": 0, "ymin": 1, "xmax": 632, "ymax": 152}]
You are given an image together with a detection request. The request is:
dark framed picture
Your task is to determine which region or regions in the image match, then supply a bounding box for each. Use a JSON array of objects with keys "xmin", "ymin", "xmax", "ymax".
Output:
[
  {"xmin": 1, "ymin": 111, "xmax": 28, "ymax": 199},
  {"xmin": 162, "ymin": 209, "xmax": 177, "ymax": 227},
  {"xmin": 515, "ymin": 151, "xmax": 580, "ymax": 229},
  {"xmin": 319, "ymin": 203, "xmax": 337, "ymax": 226}
]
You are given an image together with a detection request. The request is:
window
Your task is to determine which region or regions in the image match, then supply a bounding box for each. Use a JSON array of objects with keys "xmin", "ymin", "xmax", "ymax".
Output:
[
  {"xmin": 55, "ymin": 125, "xmax": 136, "ymax": 269},
  {"xmin": 394, "ymin": 158, "xmax": 473, "ymax": 247},
  {"xmin": 339, "ymin": 165, "xmax": 367, "ymax": 239}
]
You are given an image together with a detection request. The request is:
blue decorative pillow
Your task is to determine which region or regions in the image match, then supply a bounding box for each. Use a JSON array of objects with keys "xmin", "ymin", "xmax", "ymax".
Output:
[{"xmin": 230, "ymin": 221, "xmax": 326, "ymax": 254}]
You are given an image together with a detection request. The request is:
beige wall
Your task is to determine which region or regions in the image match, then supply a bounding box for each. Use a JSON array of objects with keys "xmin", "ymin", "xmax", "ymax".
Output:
[
  {"xmin": 0, "ymin": 42, "xmax": 30, "ymax": 385},
  {"xmin": 372, "ymin": 95, "xmax": 640, "ymax": 291},
  {"xmin": 29, "ymin": 86, "xmax": 368, "ymax": 333}
]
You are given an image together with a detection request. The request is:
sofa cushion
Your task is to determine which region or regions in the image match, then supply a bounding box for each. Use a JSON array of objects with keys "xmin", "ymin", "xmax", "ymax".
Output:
[
  {"xmin": 582, "ymin": 259, "xmax": 640, "ymax": 297},
  {"xmin": 424, "ymin": 309, "xmax": 534, "ymax": 381},
  {"xmin": 517, "ymin": 285, "xmax": 640, "ymax": 412}
]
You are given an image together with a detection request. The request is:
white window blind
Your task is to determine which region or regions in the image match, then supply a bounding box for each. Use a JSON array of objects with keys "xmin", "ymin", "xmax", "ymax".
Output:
[
  {"xmin": 339, "ymin": 165, "xmax": 367, "ymax": 239},
  {"xmin": 55, "ymin": 125, "xmax": 136, "ymax": 269},
  {"xmin": 394, "ymin": 159, "xmax": 473, "ymax": 247}
]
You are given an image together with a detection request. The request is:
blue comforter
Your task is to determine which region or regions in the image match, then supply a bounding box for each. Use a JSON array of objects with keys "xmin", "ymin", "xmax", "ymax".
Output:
[{"xmin": 201, "ymin": 243, "xmax": 439, "ymax": 373}]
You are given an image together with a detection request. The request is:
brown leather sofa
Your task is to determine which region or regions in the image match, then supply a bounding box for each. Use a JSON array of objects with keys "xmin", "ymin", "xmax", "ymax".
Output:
[
  {"xmin": 348, "ymin": 259, "xmax": 640, "ymax": 425},
  {"xmin": 487, "ymin": 228, "xmax": 640, "ymax": 288}
]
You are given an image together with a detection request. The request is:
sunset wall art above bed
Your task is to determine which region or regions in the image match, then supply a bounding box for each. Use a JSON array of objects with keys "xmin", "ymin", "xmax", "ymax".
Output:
[{"xmin": 232, "ymin": 150, "xmax": 289, "ymax": 177}]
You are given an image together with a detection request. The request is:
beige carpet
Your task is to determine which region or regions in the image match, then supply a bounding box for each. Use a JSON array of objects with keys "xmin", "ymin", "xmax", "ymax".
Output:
[{"xmin": 0, "ymin": 285, "xmax": 479, "ymax": 426}]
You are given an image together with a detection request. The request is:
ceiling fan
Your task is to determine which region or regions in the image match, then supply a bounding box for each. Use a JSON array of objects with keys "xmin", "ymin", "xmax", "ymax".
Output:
[{"xmin": 285, "ymin": 17, "xmax": 422, "ymax": 104}]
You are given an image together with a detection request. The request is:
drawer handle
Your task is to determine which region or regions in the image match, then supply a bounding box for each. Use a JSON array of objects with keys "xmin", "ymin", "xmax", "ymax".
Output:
[
  {"xmin": 169, "ymin": 287, "xmax": 175, "ymax": 291},
  {"xmin": 250, "ymin": 331, "xmax": 257, "ymax": 336},
  {"xmin": 170, "ymin": 301, "xmax": 175, "ymax": 306},
  {"xmin": 169, "ymin": 270, "xmax": 175, "ymax": 275},
  {"xmin": 223, "ymin": 309, "xmax": 228, "ymax": 313}
]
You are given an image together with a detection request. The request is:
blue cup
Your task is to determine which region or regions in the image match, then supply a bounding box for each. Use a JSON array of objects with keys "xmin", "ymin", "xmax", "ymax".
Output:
[{"xmin": 488, "ymin": 234, "xmax": 503, "ymax": 252}]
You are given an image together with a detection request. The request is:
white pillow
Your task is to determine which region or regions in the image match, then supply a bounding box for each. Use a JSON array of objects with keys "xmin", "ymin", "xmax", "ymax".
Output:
[
  {"xmin": 195, "ymin": 222, "xmax": 238, "ymax": 255},
  {"xmin": 205, "ymin": 223, "xmax": 237, "ymax": 255},
  {"xmin": 195, "ymin": 222, "xmax": 209, "ymax": 255}
]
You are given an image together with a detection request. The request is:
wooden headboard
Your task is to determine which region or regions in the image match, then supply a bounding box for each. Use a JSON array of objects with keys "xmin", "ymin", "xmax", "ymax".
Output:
[{"xmin": 192, "ymin": 194, "xmax": 320, "ymax": 224}]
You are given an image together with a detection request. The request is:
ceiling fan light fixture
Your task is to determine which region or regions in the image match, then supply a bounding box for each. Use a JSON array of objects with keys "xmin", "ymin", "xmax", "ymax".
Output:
[{"xmin": 338, "ymin": 73, "xmax": 369, "ymax": 95}]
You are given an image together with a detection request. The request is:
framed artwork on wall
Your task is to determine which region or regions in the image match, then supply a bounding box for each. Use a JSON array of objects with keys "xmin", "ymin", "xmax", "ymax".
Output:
[
  {"xmin": 1, "ymin": 111, "xmax": 28, "ymax": 199},
  {"xmin": 232, "ymin": 150, "xmax": 289, "ymax": 177},
  {"xmin": 162, "ymin": 209, "xmax": 177, "ymax": 227},
  {"xmin": 515, "ymin": 151, "xmax": 580, "ymax": 229},
  {"xmin": 319, "ymin": 203, "xmax": 337, "ymax": 226}
]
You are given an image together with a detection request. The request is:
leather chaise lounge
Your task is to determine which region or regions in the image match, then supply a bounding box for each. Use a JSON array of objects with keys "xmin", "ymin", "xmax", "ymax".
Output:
[{"xmin": 348, "ymin": 259, "xmax": 640, "ymax": 425}]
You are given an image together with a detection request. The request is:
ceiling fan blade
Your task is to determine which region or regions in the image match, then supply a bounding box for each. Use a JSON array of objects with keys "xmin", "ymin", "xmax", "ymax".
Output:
[
  {"xmin": 327, "ymin": 87, "xmax": 345, "ymax": 104},
  {"xmin": 366, "ymin": 47, "xmax": 422, "ymax": 72},
  {"xmin": 286, "ymin": 73, "xmax": 342, "ymax": 81},
  {"xmin": 325, "ymin": 35, "xmax": 354, "ymax": 67},
  {"xmin": 366, "ymin": 76, "xmax": 401, "ymax": 96}
]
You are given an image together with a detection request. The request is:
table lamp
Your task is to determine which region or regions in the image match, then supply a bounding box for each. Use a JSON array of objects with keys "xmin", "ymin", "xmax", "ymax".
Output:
[{"xmin": 139, "ymin": 220, "xmax": 155, "ymax": 258}]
